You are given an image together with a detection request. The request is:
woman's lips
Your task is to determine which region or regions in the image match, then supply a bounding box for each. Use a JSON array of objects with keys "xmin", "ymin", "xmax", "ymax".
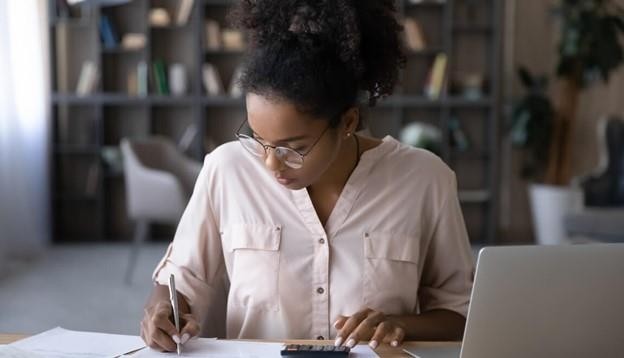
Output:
[{"xmin": 275, "ymin": 175, "xmax": 294, "ymax": 185}]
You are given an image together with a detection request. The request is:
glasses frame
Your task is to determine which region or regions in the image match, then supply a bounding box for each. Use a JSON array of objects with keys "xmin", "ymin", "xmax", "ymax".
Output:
[{"xmin": 235, "ymin": 119, "xmax": 332, "ymax": 169}]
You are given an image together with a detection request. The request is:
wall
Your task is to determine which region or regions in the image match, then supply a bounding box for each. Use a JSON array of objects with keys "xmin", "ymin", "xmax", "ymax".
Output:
[{"xmin": 501, "ymin": 0, "xmax": 624, "ymax": 243}]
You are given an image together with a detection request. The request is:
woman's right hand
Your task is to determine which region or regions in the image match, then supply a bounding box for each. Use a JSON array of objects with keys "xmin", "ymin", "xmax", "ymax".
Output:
[{"xmin": 140, "ymin": 300, "xmax": 200, "ymax": 352}]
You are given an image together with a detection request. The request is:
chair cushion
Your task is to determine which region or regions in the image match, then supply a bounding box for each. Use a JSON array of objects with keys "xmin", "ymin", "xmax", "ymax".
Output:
[{"xmin": 564, "ymin": 208, "xmax": 624, "ymax": 242}]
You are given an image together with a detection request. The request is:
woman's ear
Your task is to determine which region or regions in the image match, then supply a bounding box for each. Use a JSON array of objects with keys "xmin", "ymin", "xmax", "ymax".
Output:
[{"xmin": 342, "ymin": 107, "xmax": 360, "ymax": 138}]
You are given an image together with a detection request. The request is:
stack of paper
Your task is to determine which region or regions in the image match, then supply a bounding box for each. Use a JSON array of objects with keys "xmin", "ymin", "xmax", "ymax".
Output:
[{"xmin": 2, "ymin": 327, "xmax": 144, "ymax": 358}]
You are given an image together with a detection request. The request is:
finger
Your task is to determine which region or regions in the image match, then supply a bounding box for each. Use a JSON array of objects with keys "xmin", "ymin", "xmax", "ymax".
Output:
[
  {"xmin": 333, "ymin": 315, "xmax": 348, "ymax": 331},
  {"xmin": 151, "ymin": 328, "xmax": 178, "ymax": 352},
  {"xmin": 335, "ymin": 311, "xmax": 365, "ymax": 346},
  {"xmin": 369, "ymin": 321, "xmax": 392, "ymax": 349},
  {"xmin": 180, "ymin": 313, "xmax": 200, "ymax": 343},
  {"xmin": 336, "ymin": 309, "xmax": 373, "ymax": 347},
  {"xmin": 345, "ymin": 311, "xmax": 384, "ymax": 348},
  {"xmin": 152, "ymin": 303, "xmax": 180, "ymax": 340},
  {"xmin": 141, "ymin": 319, "xmax": 166, "ymax": 351},
  {"xmin": 389, "ymin": 326, "xmax": 406, "ymax": 347}
]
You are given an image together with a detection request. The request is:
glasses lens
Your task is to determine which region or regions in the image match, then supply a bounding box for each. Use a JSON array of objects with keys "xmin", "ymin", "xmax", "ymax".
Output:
[
  {"xmin": 275, "ymin": 147, "xmax": 303, "ymax": 169},
  {"xmin": 238, "ymin": 135, "xmax": 265, "ymax": 157}
]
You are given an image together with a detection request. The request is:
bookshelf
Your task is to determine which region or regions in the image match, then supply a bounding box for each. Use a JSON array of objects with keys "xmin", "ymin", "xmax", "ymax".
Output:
[{"xmin": 49, "ymin": 0, "xmax": 502, "ymax": 244}]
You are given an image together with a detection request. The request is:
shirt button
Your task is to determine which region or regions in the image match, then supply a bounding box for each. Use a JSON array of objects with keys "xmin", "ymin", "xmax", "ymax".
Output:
[
  {"xmin": 318, "ymin": 238, "xmax": 325, "ymax": 244},
  {"xmin": 316, "ymin": 287, "xmax": 324, "ymax": 294},
  {"xmin": 317, "ymin": 335, "xmax": 325, "ymax": 340}
]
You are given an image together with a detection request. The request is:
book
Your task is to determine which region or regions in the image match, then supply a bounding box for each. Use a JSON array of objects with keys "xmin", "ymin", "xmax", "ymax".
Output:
[
  {"xmin": 204, "ymin": 19, "xmax": 221, "ymax": 50},
  {"xmin": 176, "ymin": 0, "xmax": 194, "ymax": 26},
  {"xmin": 202, "ymin": 63, "xmax": 224, "ymax": 96},
  {"xmin": 424, "ymin": 53, "xmax": 447, "ymax": 99},
  {"xmin": 152, "ymin": 60, "xmax": 169, "ymax": 95},
  {"xmin": 99, "ymin": 15, "xmax": 119, "ymax": 49},
  {"xmin": 403, "ymin": 18, "xmax": 427, "ymax": 52},
  {"xmin": 55, "ymin": 24, "xmax": 69, "ymax": 92},
  {"xmin": 127, "ymin": 70, "xmax": 137, "ymax": 95},
  {"xmin": 137, "ymin": 61, "xmax": 148, "ymax": 97},
  {"xmin": 76, "ymin": 61, "xmax": 98, "ymax": 95},
  {"xmin": 229, "ymin": 65, "xmax": 244, "ymax": 97}
]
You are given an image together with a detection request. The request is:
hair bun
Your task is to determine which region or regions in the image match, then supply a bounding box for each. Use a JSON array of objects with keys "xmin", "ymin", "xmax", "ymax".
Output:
[
  {"xmin": 231, "ymin": 0, "xmax": 405, "ymax": 110},
  {"xmin": 288, "ymin": 5, "xmax": 322, "ymax": 35}
]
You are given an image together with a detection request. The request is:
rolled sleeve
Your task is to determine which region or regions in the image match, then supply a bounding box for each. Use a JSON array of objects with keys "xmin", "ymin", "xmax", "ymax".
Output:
[
  {"xmin": 418, "ymin": 174, "xmax": 475, "ymax": 318},
  {"xmin": 152, "ymin": 155, "xmax": 227, "ymax": 335}
]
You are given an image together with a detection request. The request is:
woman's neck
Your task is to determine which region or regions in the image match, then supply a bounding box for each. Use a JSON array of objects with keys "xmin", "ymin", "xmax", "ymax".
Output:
[{"xmin": 308, "ymin": 134, "xmax": 361, "ymax": 195}]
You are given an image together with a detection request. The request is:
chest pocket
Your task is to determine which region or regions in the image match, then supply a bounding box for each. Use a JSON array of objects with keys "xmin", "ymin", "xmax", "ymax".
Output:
[
  {"xmin": 362, "ymin": 231, "xmax": 420, "ymax": 315},
  {"xmin": 224, "ymin": 223, "xmax": 282, "ymax": 311}
]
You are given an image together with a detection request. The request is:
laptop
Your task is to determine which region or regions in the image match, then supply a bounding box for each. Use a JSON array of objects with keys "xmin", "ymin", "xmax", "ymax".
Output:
[{"xmin": 404, "ymin": 244, "xmax": 624, "ymax": 358}]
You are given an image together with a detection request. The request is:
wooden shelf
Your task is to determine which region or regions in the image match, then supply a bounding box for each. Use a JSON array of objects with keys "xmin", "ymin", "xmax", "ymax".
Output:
[
  {"xmin": 203, "ymin": 49, "xmax": 245, "ymax": 56},
  {"xmin": 459, "ymin": 190, "xmax": 491, "ymax": 204},
  {"xmin": 202, "ymin": 95, "xmax": 245, "ymax": 106},
  {"xmin": 378, "ymin": 95, "xmax": 493, "ymax": 108},
  {"xmin": 55, "ymin": 145, "xmax": 100, "ymax": 155},
  {"xmin": 404, "ymin": 1, "xmax": 446, "ymax": 8},
  {"xmin": 49, "ymin": 0, "xmax": 501, "ymax": 243},
  {"xmin": 54, "ymin": 195, "xmax": 98, "ymax": 202},
  {"xmin": 203, "ymin": 0, "xmax": 238, "ymax": 5},
  {"xmin": 101, "ymin": 47, "xmax": 146, "ymax": 54}
]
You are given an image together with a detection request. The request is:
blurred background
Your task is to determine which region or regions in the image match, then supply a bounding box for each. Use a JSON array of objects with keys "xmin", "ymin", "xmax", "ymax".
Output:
[{"xmin": 1, "ymin": 0, "xmax": 623, "ymax": 336}]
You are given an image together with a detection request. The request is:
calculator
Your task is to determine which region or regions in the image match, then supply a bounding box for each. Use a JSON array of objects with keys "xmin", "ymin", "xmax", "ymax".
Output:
[{"xmin": 281, "ymin": 344, "xmax": 350, "ymax": 356}]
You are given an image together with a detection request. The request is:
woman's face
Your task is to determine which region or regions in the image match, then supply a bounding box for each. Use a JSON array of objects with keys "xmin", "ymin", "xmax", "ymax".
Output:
[{"xmin": 245, "ymin": 93, "xmax": 344, "ymax": 190}]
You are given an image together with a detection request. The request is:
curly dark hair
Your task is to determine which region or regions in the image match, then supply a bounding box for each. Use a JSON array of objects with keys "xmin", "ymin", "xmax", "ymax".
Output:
[{"xmin": 229, "ymin": 0, "xmax": 406, "ymax": 127}]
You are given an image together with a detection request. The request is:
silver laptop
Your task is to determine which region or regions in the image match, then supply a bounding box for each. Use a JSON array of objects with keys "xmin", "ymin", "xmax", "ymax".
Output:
[{"xmin": 405, "ymin": 244, "xmax": 624, "ymax": 358}]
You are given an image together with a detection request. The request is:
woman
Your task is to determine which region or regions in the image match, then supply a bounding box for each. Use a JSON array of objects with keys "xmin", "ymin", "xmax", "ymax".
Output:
[{"xmin": 140, "ymin": 0, "xmax": 474, "ymax": 352}]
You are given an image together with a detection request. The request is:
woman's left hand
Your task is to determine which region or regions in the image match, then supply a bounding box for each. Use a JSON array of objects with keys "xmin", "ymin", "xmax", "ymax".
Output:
[{"xmin": 333, "ymin": 308, "xmax": 406, "ymax": 350}]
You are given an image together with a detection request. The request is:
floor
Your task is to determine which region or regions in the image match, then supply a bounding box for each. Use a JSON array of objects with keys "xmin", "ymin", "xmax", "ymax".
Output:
[{"xmin": 0, "ymin": 243, "xmax": 168, "ymax": 336}]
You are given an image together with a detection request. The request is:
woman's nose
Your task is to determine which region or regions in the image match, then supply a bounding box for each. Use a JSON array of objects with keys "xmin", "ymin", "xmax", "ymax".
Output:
[{"xmin": 264, "ymin": 148, "xmax": 284, "ymax": 171}]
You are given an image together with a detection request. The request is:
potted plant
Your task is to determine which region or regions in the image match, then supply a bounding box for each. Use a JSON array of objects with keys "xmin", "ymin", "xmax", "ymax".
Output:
[
  {"xmin": 511, "ymin": 67, "xmax": 583, "ymax": 245},
  {"xmin": 511, "ymin": 0, "xmax": 624, "ymax": 244}
]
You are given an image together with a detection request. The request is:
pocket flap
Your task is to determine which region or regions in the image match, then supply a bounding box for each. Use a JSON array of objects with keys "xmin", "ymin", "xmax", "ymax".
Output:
[
  {"xmin": 364, "ymin": 231, "xmax": 419, "ymax": 263},
  {"xmin": 224, "ymin": 224, "xmax": 282, "ymax": 252}
]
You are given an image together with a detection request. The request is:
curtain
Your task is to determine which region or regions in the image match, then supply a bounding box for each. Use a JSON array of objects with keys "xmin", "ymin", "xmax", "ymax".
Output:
[{"xmin": 0, "ymin": 0, "xmax": 50, "ymax": 269}]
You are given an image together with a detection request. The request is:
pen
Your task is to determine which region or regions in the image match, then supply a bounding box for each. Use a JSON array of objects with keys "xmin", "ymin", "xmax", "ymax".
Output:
[{"xmin": 168, "ymin": 274, "xmax": 182, "ymax": 355}]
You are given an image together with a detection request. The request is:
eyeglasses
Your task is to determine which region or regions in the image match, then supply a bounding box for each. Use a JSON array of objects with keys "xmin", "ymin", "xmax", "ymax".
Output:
[{"xmin": 235, "ymin": 119, "xmax": 331, "ymax": 169}]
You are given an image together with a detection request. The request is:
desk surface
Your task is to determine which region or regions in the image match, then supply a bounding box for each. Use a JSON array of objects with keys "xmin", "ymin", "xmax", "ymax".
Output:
[{"xmin": 0, "ymin": 334, "xmax": 460, "ymax": 357}]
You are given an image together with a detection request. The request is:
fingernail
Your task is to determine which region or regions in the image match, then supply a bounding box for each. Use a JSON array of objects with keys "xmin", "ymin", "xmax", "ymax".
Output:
[
  {"xmin": 391, "ymin": 340, "xmax": 399, "ymax": 347},
  {"xmin": 333, "ymin": 320, "xmax": 340, "ymax": 328},
  {"xmin": 181, "ymin": 333, "xmax": 190, "ymax": 344},
  {"xmin": 334, "ymin": 337, "xmax": 343, "ymax": 347},
  {"xmin": 346, "ymin": 338, "xmax": 356, "ymax": 348},
  {"xmin": 369, "ymin": 340, "xmax": 378, "ymax": 349},
  {"xmin": 172, "ymin": 335, "xmax": 180, "ymax": 344}
]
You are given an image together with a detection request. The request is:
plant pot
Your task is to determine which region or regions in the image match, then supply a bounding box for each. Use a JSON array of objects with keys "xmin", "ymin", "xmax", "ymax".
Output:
[{"xmin": 529, "ymin": 184, "xmax": 583, "ymax": 245}]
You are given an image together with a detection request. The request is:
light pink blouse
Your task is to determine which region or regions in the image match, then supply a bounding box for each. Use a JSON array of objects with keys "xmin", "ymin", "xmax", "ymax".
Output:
[{"xmin": 153, "ymin": 136, "xmax": 474, "ymax": 340}]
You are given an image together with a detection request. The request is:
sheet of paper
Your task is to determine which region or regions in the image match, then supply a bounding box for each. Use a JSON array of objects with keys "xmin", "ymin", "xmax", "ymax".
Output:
[
  {"xmin": 132, "ymin": 338, "xmax": 379, "ymax": 357},
  {"xmin": 0, "ymin": 345, "xmax": 46, "ymax": 357},
  {"xmin": 8, "ymin": 327, "xmax": 145, "ymax": 358}
]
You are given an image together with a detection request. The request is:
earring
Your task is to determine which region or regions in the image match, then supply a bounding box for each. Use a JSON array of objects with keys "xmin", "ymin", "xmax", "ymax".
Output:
[{"xmin": 346, "ymin": 132, "xmax": 351, "ymax": 137}]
